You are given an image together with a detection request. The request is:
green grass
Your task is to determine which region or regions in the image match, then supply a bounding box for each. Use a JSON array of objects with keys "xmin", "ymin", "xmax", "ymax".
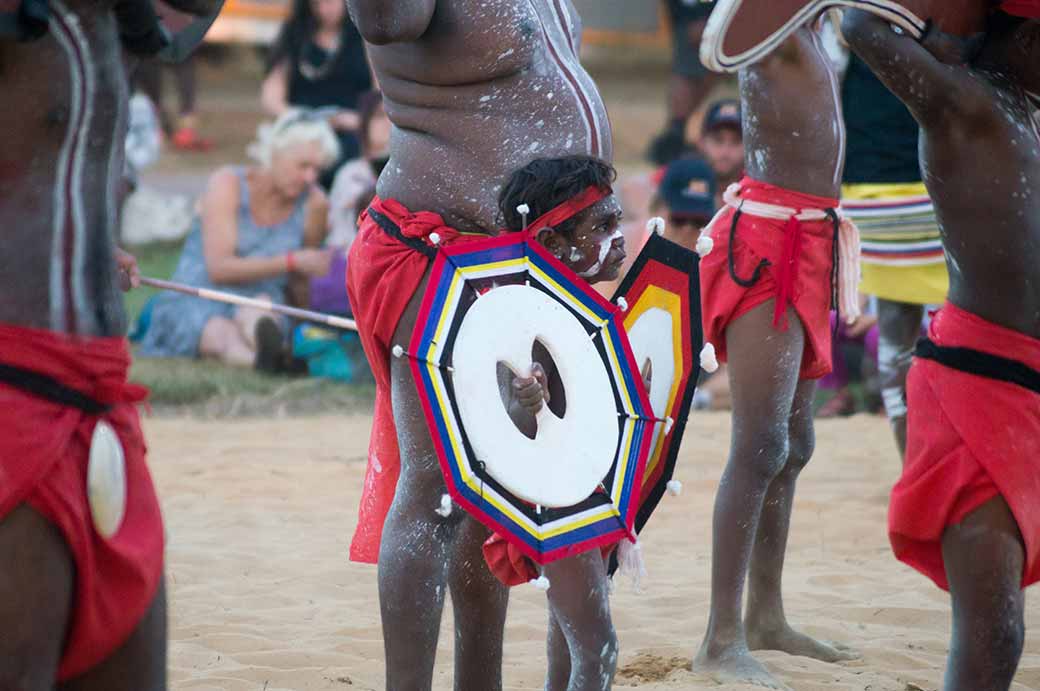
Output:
[
  {"xmin": 125, "ymin": 241, "xmax": 374, "ymax": 415},
  {"xmin": 125, "ymin": 240, "xmax": 184, "ymax": 324}
]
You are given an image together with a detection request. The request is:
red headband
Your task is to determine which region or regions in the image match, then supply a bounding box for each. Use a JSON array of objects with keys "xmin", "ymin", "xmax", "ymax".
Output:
[
  {"xmin": 520, "ymin": 186, "xmax": 610, "ymax": 236},
  {"xmin": 1000, "ymin": 0, "xmax": 1040, "ymax": 18}
]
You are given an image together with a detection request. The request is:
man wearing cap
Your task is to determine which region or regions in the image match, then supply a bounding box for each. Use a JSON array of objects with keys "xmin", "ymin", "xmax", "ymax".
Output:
[
  {"xmin": 658, "ymin": 157, "xmax": 718, "ymax": 251},
  {"xmin": 698, "ymin": 98, "xmax": 744, "ymax": 210},
  {"xmin": 648, "ymin": 0, "xmax": 720, "ymax": 165}
]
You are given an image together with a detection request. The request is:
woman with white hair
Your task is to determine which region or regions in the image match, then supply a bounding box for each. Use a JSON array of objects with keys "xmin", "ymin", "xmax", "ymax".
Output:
[{"xmin": 139, "ymin": 110, "xmax": 340, "ymax": 370}]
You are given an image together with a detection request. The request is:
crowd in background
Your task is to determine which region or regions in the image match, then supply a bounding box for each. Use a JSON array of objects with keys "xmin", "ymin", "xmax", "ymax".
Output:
[{"xmin": 124, "ymin": 0, "xmax": 912, "ymax": 418}]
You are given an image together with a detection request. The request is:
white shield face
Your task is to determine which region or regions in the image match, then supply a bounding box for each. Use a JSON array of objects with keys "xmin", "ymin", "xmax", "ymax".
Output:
[
  {"xmin": 451, "ymin": 285, "xmax": 619, "ymax": 508},
  {"xmin": 87, "ymin": 421, "xmax": 128, "ymax": 539},
  {"xmin": 626, "ymin": 307, "xmax": 677, "ymax": 419}
]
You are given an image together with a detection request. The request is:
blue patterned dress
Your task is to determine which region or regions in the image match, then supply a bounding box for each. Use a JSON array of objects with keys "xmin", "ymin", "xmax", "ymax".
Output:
[{"xmin": 139, "ymin": 168, "xmax": 307, "ymax": 357}]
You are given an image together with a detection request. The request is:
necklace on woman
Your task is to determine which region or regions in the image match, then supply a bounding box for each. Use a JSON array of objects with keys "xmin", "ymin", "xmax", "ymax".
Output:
[{"xmin": 299, "ymin": 31, "xmax": 342, "ymax": 81}]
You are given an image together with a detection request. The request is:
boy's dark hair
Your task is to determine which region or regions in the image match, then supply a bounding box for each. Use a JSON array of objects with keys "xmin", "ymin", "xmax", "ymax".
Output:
[{"xmin": 498, "ymin": 156, "xmax": 616, "ymax": 235}]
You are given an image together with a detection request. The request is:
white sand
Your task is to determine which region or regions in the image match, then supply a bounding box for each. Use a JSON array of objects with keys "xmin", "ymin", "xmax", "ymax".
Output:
[{"xmin": 146, "ymin": 412, "xmax": 1040, "ymax": 691}]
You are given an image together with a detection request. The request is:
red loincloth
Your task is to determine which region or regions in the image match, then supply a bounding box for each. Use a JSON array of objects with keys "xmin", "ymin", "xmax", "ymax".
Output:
[
  {"xmin": 890, "ymin": 302, "xmax": 1040, "ymax": 591},
  {"xmin": 482, "ymin": 533, "xmax": 615, "ymax": 587},
  {"xmin": 0, "ymin": 323, "xmax": 164, "ymax": 681},
  {"xmin": 345, "ymin": 197, "xmax": 482, "ymax": 563},
  {"xmin": 699, "ymin": 176, "xmax": 840, "ymax": 380},
  {"xmin": 1001, "ymin": 0, "xmax": 1040, "ymax": 18}
]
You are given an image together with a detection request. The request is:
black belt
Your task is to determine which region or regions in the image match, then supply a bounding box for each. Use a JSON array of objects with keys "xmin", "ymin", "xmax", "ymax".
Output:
[
  {"xmin": 368, "ymin": 209, "xmax": 438, "ymax": 259},
  {"xmin": 0, "ymin": 362, "xmax": 111, "ymax": 414},
  {"xmin": 915, "ymin": 337, "xmax": 1040, "ymax": 395}
]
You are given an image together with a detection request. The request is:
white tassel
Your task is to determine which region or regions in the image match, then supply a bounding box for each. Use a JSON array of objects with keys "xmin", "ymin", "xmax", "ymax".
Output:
[
  {"xmin": 666, "ymin": 479, "xmax": 683, "ymax": 496},
  {"xmin": 616, "ymin": 297, "xmax": 628, "ymax": 312},
  {"xmin": 646, "ymin": 217, "xmax": 665, "ymax": 236},
  {"xmin": 695, "ymin": 234, "xmax": 714, "ymax": 258},
  {"xmin": 429, "ymin": 232, "xmax": 442, "ymax": 246},
  {"xmin": 700, "ymin": 342, "xmax": 719, "ymax": 373},
  {"xmin": 837, "ymin": 216, "xmax": 862, "ymax": 325},
  {"xmin": 392, "ymin": 345, "xmax": 405, "ymax": 359},
  {"xmin": 663, "ymin": 416, "xmax": 674, "ymax": 435},
  {"xmin": 516, "ymin": 203, "xmax": 530, "ymax": 216},
  {"xmin": 617, "ymin": 539, "xmax": 648, "ymax": 592},
  {"xmin": 530, "ymin": 575, "xmax": 551, "ymax": 591},
  {"xmin": 435, "ymin": 493, "xmax": 453, "ymax": 517}
]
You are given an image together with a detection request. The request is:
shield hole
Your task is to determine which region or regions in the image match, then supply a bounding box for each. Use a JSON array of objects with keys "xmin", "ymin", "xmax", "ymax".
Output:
[{"xmin": 532, "ymin": 339, "xmax": 567, "ymax": 418}]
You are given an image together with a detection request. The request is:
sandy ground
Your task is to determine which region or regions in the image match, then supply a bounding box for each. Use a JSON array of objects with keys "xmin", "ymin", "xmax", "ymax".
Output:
[{"xmin": 148, "ymin": 411, "xmax": 1040, "ymax": 691}]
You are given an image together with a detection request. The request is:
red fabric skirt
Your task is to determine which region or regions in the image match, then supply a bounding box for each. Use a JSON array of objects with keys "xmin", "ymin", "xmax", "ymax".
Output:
[
  {"xmin": 699, "ymin": 176, "xmax": 838, "ymax": 379},
  {"xmin": 345, "ymin": 197, "xmax": 478, "ymax": 563},
  {"xmin": 890, "ymin": 302, "xmax": 1040, "ymax": 590},
  {"xmin": 0, "ymin": 323, "xmax": 164, "ymax": 680}
]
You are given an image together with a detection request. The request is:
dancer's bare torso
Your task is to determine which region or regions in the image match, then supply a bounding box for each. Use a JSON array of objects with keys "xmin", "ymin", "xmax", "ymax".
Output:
[
  {"xmin": 353, "ymin": 0, "xmax": 613, "ymax": 233},
  {"xmin": 740, "ymin": 28, "xmax": 844, "ymax": 200},
  {"xmin": 0, "ymin": 0, "xmax": 128, "ymax": 337},
  {"xmin": 920, "ymin": 71, "xmax": 1040, "ymax": 338}
]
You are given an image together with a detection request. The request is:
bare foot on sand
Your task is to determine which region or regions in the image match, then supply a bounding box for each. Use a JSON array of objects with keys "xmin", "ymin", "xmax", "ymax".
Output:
[
  {"xmin": 746, "ymin": 624, "xmax": 859, "ymax": 663},
  {"xmin": 693, "ymin": 644, "xmax": 791, "ymax": 690}
]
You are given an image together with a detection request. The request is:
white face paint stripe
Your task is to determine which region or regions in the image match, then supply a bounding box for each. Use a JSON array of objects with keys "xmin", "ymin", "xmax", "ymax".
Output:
[
  {"xmin": 56, "ymin": 1, "xmax": 96, "ymax": 331},
  {"xmin": 47, "ymin": 4, "xmax": 83, "ymax": 332}
]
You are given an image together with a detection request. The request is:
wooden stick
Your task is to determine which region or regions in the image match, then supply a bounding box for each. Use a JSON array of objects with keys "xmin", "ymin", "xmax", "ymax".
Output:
[{"xmin": 140, "ymin": 276, "xmax": 358, "ymax": 332}]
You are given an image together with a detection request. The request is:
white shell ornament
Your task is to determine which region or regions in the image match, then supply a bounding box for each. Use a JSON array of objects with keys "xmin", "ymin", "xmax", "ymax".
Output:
[
  {"xmin": 700, "ymin": 342, "xmax": 719, "ymax": 373},
  {"xmin": 87, "ymin": 421, "xmax": 128, "ymax": 539}
]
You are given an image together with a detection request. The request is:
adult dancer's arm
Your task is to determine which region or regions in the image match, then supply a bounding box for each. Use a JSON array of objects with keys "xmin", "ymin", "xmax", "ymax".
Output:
[
  {"xmin": 347, "ymin": 0, "xmax": 436, "ymax": 45},
  {"xmin": 841, "ymin": 9, "xmax": 983, "ymax": 126}
]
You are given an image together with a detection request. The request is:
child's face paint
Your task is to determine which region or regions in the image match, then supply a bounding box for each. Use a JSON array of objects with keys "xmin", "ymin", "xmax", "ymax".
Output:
[{"xmin": 536, "ymin": 195, "xmax": 625, "ymax": 284}]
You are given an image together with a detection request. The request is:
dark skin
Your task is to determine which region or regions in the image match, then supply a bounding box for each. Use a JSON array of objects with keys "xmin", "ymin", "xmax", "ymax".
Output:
[
  {"xmin": 385, "ymin": 195, "xmax": 623, "ymax": 691},
  {"xmin": 693, "ymin": 27, "xmax": 856, "ymax": 691},
  {"xmin": 843, "ymin": 10, "xmax": 1040, "ymax": 690},
  {"xmin": 348, "ymin": 0, "xmax": 612, "ymax": 234},
  {"xmin": 664, "ymin": 214, "xmax": 711, "ymax": 253},
  {"xmin": 347, "ymin": 1, "xmax": 614, "ymax": 687},
  {"xmin": 0, "ymin": 1, "xmax": 218, "ymax": 688},
  {"xmin": 503, "ymin": 197, "xmax": 626, "ymax": 691}
]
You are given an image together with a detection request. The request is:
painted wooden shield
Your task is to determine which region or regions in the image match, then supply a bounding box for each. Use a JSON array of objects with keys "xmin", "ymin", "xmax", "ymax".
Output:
[
  {"xmin": 700, "ymin": 0, "xmax": 990, "ymax": 72},
  {"xmin": 607, "ymin": 231, "xmax": 703, "ymax": 576}
]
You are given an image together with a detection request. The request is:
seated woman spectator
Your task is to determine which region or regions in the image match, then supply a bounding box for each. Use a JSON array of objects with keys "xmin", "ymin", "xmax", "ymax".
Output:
[
  {"xmin": 138, "ymin": 110, "xmax": 339, "ymax": 370},
  {"xmin": 261, "ymin": 0, "xmax": 372, "ymax": 189}
]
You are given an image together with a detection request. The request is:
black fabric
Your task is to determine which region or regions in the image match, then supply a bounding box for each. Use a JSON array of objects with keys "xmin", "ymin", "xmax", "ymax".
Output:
[
  {"xmin": 287, "ymin": 19, "xmax": 372, "ymax": 166},
  {"xmin": 367, "ymin": 209, "xmax": 437, "ymax": 259},
  {"xmin": 0, "ymin": 363, "xmax": 110, "ymax": 414},
  {"xmin": 0, "ymin": 0, "xmax": 48, "ymax": 41},
  {"xmin": 841, "ymin": 54, "xmax": 922, "ymax": 184},
  {"xmin": 915, "ymin": 338, "xmax": 1040, "ymax": 395}
]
